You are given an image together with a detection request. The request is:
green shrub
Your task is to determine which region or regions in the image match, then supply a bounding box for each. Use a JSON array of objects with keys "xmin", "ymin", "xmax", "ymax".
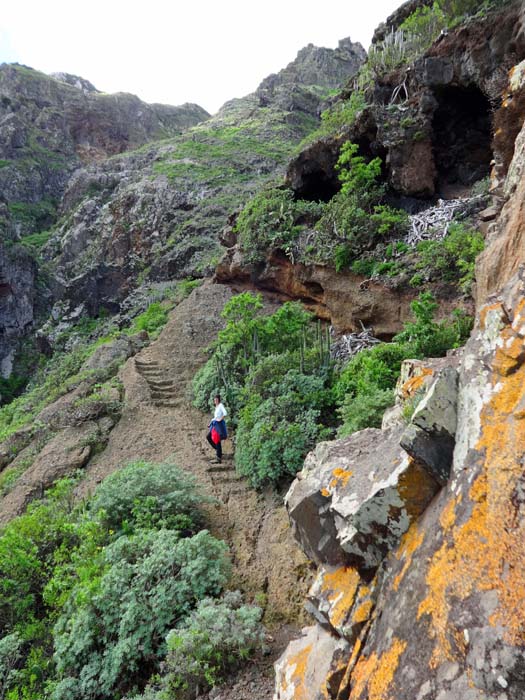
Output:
[
  {"xmin": 0, "ymin": 632, "xmax": 23, "ymax": 697},
  {"xmin": 235, "ymin": 369, "xmax": 332, "ymax": 488},
  {"xmin": 89, "ymin": 460, "xmax": 207, "ymax": 534},
  {"xmin": 235, "ymin": 188, "xmax": 323, "ymax": 264},
  {"xmin": 317, "ymin": 143, "xmax": 408, "ymax": 264},
  {"xmin": 0, "ymin": 478, "xmax": 81, "ymax": 640},
  {"xmin": 393, "ymin": 292, "xmax": 473, "ymax": 357},
  {"xmin": 338, "ymin": 387, "xmax": 395, "ymax": 436},
  {"xmin": 164, "ymin": 591, "xmax": 264, "ymax": 696},
  {"xmin": 131, "ymin": 302, "xmax": 169, "ymax": 337},
  {"xmin": 415, "ymin": 222, "xmax": 485, "ymax": 292},
  {"xmin": 193, "ymin": 294, "xmax": 317, "ymax": 419},
  {"xmin": 334, "ymin": 293, "xmax": 472, "ymax": 437},
  {"xmin": 52, "ymin": 529, "xmax": 230, "ymax": 700}
]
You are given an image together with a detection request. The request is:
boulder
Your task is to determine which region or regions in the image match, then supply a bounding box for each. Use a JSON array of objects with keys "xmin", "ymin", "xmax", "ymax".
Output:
[
  {"xmin": 286, "ymin": 425, "xmax": 441, "ymax": 572},
  {"xmin": 305, "ymin": 565, "xmax": 377, "ymax": 643},
  {"xmin": 400, "ymin": 366, "xmax": 458, "ymax": 485},
  {"xmin": 273, "ymin": 624, "xmax": 351, "ymax": 700}
]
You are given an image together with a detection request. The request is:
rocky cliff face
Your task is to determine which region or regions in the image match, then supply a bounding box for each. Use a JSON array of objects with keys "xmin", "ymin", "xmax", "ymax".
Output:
[
  {"xmin": 0, "ymin": 63, "xmax": 210, "ymax": 371},
  {"xmin": 0, "ymin": 63, "xmax": 209, "ymax": 234},
  {"xmin": 39, "ymin": 41, "xmax": 365, "ymax": 317},
  {"xmin": 288, "ymin": 2, "xmax": 525, "ymax": 203},
  {"xmin": 272, "ymin": 5, "xmax": 525, "ymax": 693}
]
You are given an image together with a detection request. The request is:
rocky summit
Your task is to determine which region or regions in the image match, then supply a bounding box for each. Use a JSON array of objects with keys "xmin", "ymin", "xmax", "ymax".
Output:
[{"xmin": 2, "ymin": 1, "xmax": 525, "ymax": 699}]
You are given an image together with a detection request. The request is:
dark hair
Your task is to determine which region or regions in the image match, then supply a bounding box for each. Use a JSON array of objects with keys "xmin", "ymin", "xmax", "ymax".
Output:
[{"xmin": 214, "ymin": 394, "xmax": 221, "ymax": 401}]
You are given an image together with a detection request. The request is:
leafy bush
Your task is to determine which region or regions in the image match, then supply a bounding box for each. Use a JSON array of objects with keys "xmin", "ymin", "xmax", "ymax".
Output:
[
  {"xmin": 51, "ymin": 529, "xmax": 230, "ymax": 700},
  {"xmin": 334, "ymin": 293, "xmax": 473, "ymax": 436},
  {"xmin": 415, "ymin": 222, "xmax": 485, "ymax": 292},
  {"xmin": 89, "ymin": 460, "xmax": 206, "ymax": 534},
  {"xmin": 393, "ymin": 291, "xmax": 473, "ymax": 357},
  {"xmin": 235, "ymin": 187, "xmax": 323, "ymax": 263},
  {"xmin": 338, "ymin": 387, "xmax": 395, "ymax": 436},
  {"xmin": 131, "ymin": 302, "xmax": 169, "ymax": 337},
  {"xmin": 316, "ymin": 143, "xmax": 408, "ymax": 265},
  {"xmin": 0, "ymin": 632, "xmax": 23, "ymax": 698},
  {"xmin": 235, "ymin": 368, "xmax": 332, "ymax": 488},
  {"xmin": 193, "ymin": 293, "xmax": 318, "ymax": 418},
  {"xmin": 163, "ymin": 591, "xmax": 264, "ymax": 697}
]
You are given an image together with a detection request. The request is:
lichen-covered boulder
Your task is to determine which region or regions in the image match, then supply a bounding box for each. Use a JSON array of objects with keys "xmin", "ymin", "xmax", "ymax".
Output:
[
  {"xmin": 400, "ymin": 366, "xmax": 459, "ymax": 485},
  {"xmin": 305, "ymin": 565, "xmax": 377, "ymax": 643},
  {"xmin": 286, "ymin": 425, "xmax": 440, "ymax": 572},
  {"xmin": 273, "ymin": 624, "xmax": 351, "ymax": 700}
]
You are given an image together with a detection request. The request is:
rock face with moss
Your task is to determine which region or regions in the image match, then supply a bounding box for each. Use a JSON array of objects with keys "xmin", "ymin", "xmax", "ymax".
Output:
[
  {"xmin": 0, "ymin": 63, "xmax": 210, "ymax": 235},
  {"xmin": 42, "ymin": 41, "xmax": 365, "ymax": 313}
]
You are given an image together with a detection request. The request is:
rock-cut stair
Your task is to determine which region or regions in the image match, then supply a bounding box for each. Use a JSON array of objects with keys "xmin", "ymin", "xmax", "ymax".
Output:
[{"xmin": 134, "ymin": 358, "xmax": 179, "ymax": 408}]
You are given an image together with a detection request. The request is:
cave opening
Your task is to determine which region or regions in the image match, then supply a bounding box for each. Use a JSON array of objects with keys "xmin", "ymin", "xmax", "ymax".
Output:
[
  {"xmin": 293, "ymin": 132, "xmax": 388, "ymax": 203},
  {"xmin": 432, "ymin": 85, "xmax": 493, "ymax": 198}
]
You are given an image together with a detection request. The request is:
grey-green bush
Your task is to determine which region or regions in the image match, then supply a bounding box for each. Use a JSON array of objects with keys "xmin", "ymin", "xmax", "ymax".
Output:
[
  {"xmin": 52, "ymin": 529, "xmax": 230, "ymax": 700},
  {"xmin": 89, "ymin": 460, "xmax": 207, "ymax": 533},
  {"xmin": 164, "ymin": 591, "xmax": 264, "ymax": 697}
]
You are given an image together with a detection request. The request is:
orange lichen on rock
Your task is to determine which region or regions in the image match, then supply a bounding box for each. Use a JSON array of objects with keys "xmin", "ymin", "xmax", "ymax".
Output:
[
  {"xmin": 493, "ymin": 328, "xmax": 525, "ymax": 376},
  {"xmin": 279, "ymin": 643, "xmax": 314, "ymax": 700},
  {"xmin": 417, "ymin": 339, "xmax": 525, "ymax": 666},
  {"xmin": 397, "ymin": 458, "xmax": 440, "ymax": 519},
  {"xmin": 392, "ymin": 522, "xmax": 425, "ymax": 592},
  {"xmin": 330, "ymin": 468, "xmax": 354, "ymax": 490},
  {"xmin": 478, "ymin": 302, "xmax": 505, "ymax": 331},
  {"xmin": 400, "ymin": 368, "xmax": 434, "ymax": 399},
  {"xmin": 320, "ymin": 566, "xmax": 361, "ymax": 630},
  {"xmin": 349, "ymin": 637, "xmax": 407, "ymax": 700}
]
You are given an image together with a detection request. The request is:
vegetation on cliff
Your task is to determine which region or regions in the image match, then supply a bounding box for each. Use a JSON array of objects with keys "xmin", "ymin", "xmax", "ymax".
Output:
[{"xmin": 193, "ymin": 290, "xmax": 472, "ymax": 488}]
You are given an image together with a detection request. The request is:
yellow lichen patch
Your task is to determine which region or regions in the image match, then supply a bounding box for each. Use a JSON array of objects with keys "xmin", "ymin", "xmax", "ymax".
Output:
[
  {"xmin": 416, "ymin": 337, "xmax": 525, "ymax": 666},
  {"xmin": 439, "ymin": 493, "xmax": 461, "ymax": 531},
  {"xmin": 330, "ymin": 468, "xmax": 353, "ymax": 490},
  {"xmin": 280, "ymin": 643, "xmax": 313, "ymax": 700},
  {"xmin": 392, "ymin": 522, "xmax": 425, "ymax": 592},
  {"xmin": 349, "ymin": 637, "xmax": 407, "ymax": 700},
  {"xmin": 478, "ymin": 302, "xmax": 505, "ymax": 331},
  {"xmin": 320, "ymin": 566, "xmax": 361, "ymax": 630},
  {"xmin": 493, "ymin": 330, "xmax": 525, "ymax": 376},
  {"xmin": 397, "ymin": 458, "xmax": 439, "ymax": 519},
  {"xmin": 353, "ymin": 599, "xmax": 374, "ymax": 624},
  {"xmin": 321, "ymin": 488, "xmax": 331, "ymax": 498},
  {"xmin": 401, "ymin": 368, "xmax": 433, "ymax": 399}
]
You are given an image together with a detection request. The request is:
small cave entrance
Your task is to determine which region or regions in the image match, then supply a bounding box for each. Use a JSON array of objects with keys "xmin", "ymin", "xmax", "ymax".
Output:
[
  {"xmin": 291, "ymin": 132, "xmax": 388, "ymax": 203},
  {"xmin": 295, "ymin": 166, "xmax": 340, "ymax": 202},
  {"xmin": 432, "ymin": 85, "xmax": 493, "ymax": 197}
]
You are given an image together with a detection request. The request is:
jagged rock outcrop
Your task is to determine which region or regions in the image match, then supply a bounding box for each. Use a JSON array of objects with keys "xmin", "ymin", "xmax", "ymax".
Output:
[
  {"xmin": 275, "ymin": 268, "xmax": 525, "ymax": 700},
  {"xmin": 0, "ymin": 63, "xmax": 209, "ymax": 232},
  {"xmin": 0, "ymin": 242, "xmax": 39, "ymax": 377},
  {"xmin": 477, "ymin": 57, "xmax": 525, "ymax": 304},
  {"xmin": 257, "ymin": 39, "xmax": 366, "ymax": 115}
]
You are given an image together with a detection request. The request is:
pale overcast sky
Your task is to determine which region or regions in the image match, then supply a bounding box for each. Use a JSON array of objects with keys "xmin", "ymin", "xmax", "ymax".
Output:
[{"xmin": 0, "ymin": 1, "xmax": 402, "ymax": 114}]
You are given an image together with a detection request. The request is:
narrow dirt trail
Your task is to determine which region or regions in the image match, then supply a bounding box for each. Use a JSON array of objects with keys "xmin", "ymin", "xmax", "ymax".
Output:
[{"xmin": 79, "ymin": 282, "xmax": 312, "ymax": 624}]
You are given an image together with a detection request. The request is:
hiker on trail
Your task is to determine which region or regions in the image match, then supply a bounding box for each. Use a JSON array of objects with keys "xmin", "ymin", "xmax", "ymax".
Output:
[{"xmin": 206, "ymin": 394, "xmax": 227, "ymax": 463}]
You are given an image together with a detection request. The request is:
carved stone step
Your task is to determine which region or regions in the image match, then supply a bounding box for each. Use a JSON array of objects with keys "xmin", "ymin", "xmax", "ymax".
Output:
[{"xmin": 147, "ymin": 380, "xmax": 175, "ymax": 388}]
